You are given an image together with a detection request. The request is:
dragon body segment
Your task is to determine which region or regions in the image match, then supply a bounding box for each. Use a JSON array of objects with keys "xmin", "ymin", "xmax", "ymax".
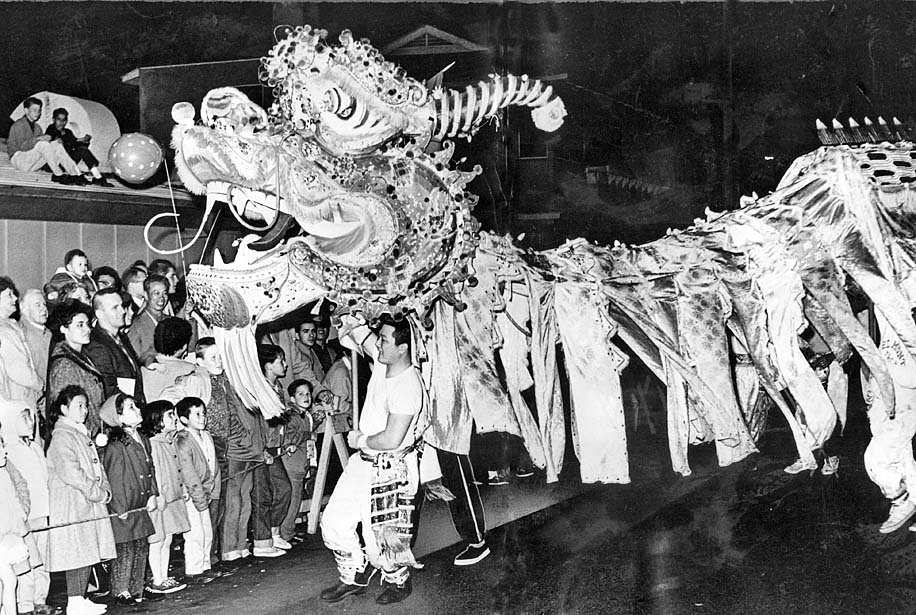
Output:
[{"xmin": 171, "ymin": 26, "xmax": 916, "ymax": 482}]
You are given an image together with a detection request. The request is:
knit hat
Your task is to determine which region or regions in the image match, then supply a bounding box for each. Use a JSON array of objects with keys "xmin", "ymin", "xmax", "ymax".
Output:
[{"xmin": 99, "ymin": 394, "xmax": 123, "ymax": 428}]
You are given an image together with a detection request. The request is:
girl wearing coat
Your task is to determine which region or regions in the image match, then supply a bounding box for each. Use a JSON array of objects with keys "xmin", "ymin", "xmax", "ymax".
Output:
[
  {"xmin": 45, "ymin": 386, "xmax": 114, "ymax": 615},
  {"xmin": 98, "ymin": 393, "xmax": 158, "ymax": 606},
  {"xmin": 140, "ymin": 400, "xmax": 189, "ymax": 594}
]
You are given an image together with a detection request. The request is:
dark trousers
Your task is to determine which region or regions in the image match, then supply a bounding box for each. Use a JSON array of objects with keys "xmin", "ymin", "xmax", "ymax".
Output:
[
  {"xmin": 251, "ymin": 460, "xmax": 291, "ymax": 543},
  {"xmin": 65, "ymin": 143, "xmax": 99, "ymax": 169},
  {"xmin": 222, "ymin": 459, "xmax": 255, "ymax": 556},
  {"xmin": 111, "ymin": 539, "xmax": 149, "ymax": 597},
  {"xmin": 437, "ymin": 448, "xmax": 487, "ymax": 545},
  {"xmin": 65, "ymin": 566, "xmax": 91, "ymax": 598},
  {"xmin": 210, "ymin": 458, "xmax": 228, "ymax": 561}
]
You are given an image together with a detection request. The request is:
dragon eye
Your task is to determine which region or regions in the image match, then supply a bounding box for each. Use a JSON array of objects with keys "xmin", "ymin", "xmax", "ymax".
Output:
[{"xmin": 322, "ymin": 89, "xmax": 357, "ymax": 120}]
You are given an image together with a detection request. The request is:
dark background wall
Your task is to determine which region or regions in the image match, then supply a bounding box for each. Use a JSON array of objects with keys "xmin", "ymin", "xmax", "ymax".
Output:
[{"xmin": 2, "ymin": 1, "xmax": 914, "ymax": 248}]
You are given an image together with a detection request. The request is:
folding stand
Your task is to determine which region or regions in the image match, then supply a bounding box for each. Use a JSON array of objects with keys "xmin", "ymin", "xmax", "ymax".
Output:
[{"xmin": 306, "ymin": 348, "xmax": 361, "ymax": 534}]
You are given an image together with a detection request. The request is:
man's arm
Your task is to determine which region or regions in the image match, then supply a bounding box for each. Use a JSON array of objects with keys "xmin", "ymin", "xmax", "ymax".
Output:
[{"xmin": 354, "ymin": 413, "xmax": 414, "ymax": 451}]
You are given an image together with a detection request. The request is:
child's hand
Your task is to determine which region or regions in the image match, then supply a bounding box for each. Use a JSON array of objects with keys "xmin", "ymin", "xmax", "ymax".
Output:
[
  {"xmin": 117, "ymin": 512, "xmax": 129, "ymax": 520},
  {"xmin": 146, "ymin": 495, "xmax": 158, "ymax": 512},
  {"xmin": 286, "ymin": 445, "xmax": 297, "ymax": 454}
]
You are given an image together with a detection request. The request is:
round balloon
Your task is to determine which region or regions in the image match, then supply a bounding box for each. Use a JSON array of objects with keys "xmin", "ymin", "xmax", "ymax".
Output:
[{"xmin": 108, "ymin": 133, "xmax": 163, "ymax": 184}]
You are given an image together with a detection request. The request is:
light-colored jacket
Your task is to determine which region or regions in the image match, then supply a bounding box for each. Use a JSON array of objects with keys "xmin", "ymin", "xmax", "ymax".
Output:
[
  {"xmin": 175, "ymin": 429, "xmax": 221, "ymax": 511},
  {"xmin": 292, "ymin": 341, "xmax": 326, "ymax": 391},
  {"xmin": 0, "ymin": 401, "xmax": 48, "ymax": 520},
  {"xmin": 142, "ymin": 356, "xmax": 200, "ymax": 402},
  {"xmin": 45, "ymin": 417, "xmax": 116, "ymax": 571},
  {"xmin": 0, "ymin": 318, "xmax": 43, "ymax": 407}
]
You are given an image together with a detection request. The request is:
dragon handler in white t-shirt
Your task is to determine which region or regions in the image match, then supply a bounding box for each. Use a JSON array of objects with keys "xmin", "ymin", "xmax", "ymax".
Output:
[{"xmin": 319, "ymin": 313, "xmax": 428, "ymax": 606}]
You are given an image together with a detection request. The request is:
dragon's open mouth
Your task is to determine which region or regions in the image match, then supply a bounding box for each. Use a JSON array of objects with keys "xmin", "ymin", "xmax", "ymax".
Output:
[{"xmin": 205, "ymin": 180, "xmax": 364, "ymax": 240}]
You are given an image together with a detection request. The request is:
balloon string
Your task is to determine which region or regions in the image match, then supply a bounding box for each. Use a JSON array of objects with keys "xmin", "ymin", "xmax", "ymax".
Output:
[
  {"xmin": 199, "ymin": 208, "xmax": 222, "ymax": 265},
  {"xmin": 164, "ymin": 163, "xmax": 188, "ymax": 280}
]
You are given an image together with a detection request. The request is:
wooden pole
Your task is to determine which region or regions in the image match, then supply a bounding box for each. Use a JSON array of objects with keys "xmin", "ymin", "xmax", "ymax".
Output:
[{"xmin": 350, "ymin": 347, "xmax": 359, "ymax": 428}]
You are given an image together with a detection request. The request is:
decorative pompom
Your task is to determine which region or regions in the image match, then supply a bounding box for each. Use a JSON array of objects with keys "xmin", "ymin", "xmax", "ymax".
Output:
[
  {"xmin": 531, "ymin": 97, "xmax": 567, "ymax": 132},
  {"xmin": 95, "ymin": 433, "xmax": 109, "ymax": 448}
]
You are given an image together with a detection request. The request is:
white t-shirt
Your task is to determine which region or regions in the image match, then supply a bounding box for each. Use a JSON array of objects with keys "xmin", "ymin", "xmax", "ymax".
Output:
[{"xmin": 359, "ymin": 359, "xmax": 427, "ymax": 454}]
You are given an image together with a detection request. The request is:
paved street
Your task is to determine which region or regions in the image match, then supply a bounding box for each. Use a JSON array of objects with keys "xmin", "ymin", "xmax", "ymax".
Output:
[{"xmin": 47, "ymin": 400, "xmax": 916, "ymax": 615}]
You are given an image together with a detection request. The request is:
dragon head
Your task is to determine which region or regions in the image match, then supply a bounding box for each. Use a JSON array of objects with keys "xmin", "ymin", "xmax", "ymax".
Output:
[{"xmin": 172, "ymin": 26, "xmax": 565, "ymax": 330}]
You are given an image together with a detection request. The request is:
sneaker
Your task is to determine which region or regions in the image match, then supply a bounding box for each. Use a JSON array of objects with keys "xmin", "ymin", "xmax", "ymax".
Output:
[
  {"xmin": 34, "ymin": 605, "xmax": 63, "ymax": 615},
  {"xmin": 113, "ymin": 593, "xmax": 135, "ymax": 607},
  {"xmin": 376, "ymin": 578, "xmax": 412, "ymax": 605},
  {"xmin": 880, "ymin": 498, "xmax": 916, "ymax": 533},
  {"xmin": 135, "ymin": 590, "xmax": 165, "ymax": 604},
  {"xmin": 272, "ymin": 536, "xmax": 293, "ymax": 550},
  {"xmin": 488, "ymin": 469, "xmax": 512, "ymax": 486},
  {"xmin": 515, "ymin": 466, "xmax": 535, "ymax": 478},
  {"xmin": 66, "ymin": 598, "xmax": 105, "ymax": 615},
  {"xmin": 454, "ymin": 541, "xmax": 491, "ymax": 566},
  {"xmin": 146, "ymin": 577, "xmax": 186, "ymax": 594},
  {"xmin": 783, "ymin": 458, "xmax": 817, "ymax": 474},
  {"xmin": 252, "ymin": 546, "xmax": 286, "ymax": 558},
  {"xmin": 185, "ymin": 572, "xmax": 219, "ymax": 585},
  {"xmin": 821, "ymin": 456, "xmax": 840, "ymax": 476},
  {"xmin": 145, "ymin": 582, "xmax": 171, "ymax": 594}
]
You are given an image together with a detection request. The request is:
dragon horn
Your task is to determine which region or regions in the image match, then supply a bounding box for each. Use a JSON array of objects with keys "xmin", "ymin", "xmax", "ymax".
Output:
[{"xmin": 431, "ymin": 73, "xmax": 567, "ymax": 141}]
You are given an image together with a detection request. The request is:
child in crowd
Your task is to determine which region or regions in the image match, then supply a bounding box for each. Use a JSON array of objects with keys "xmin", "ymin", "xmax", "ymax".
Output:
[
  {"xmin": 47, "ymin": 250, "xmax": 97, "ymax": 300},
  {"xmin": 0, "ymin": 401, "xmax": 61, "ymax": 615},
  {"xmin": 98, "ymin": 393, "xmax": 158, "ymax": 606},
  {"xmin": 192, "ymin": 337, "xmax": 263, "ymax": 562},
  {"xmin": 0, "ymin": 419, "xmax": 34, "ymax": 615},
  {"xmin": 255, "ymin": 345, "xmax": 292, "ymax": 555},
  {"xmin": 140, "ymin": 401, "xmax": 189, "ymax": 595},
  {"xmin": 45, "ymin": 386, "xmax": 114, "ymax": 615},
  {"xmin": 175, "ymin": 397, "xmax": 220, "ymax": 581},
  {"xmin": 280, "ymin": 379, "xmax": 319, "ymax": 545}
]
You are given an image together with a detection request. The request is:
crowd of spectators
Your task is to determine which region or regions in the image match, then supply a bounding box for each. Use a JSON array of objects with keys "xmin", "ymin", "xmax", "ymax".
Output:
[{"xmin": 0, "ymin": 248, "xmax": 352, "ymax": 615}]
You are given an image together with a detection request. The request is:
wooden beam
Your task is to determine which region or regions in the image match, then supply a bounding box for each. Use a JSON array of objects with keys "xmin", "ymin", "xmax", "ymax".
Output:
[{"xmin": 0, "ymin": 185, "xmax": 204, "ymax": 227}]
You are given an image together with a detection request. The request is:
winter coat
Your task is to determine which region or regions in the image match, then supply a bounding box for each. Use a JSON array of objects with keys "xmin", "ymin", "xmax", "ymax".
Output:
[
  {"xmin": 46, "ymin": 268, "xmax": 98, "ymax": 299},
  {"xmin": 0, "ymin": 400, "xmax": 48, "ymax": 520},
  {"xmin": 22, "ymin": 321, "xmax": 51, "ymax": 390},
  {"xmin": 84, "ymin": 326, "xmax": 145, "ymax": 406},
  {"xmin": 0, "ymin": 318, "xmax": 43, "ymax": 407},
  {"xmin": 0, "ymin": 463, "xmax": 31, "ymax": 568},
  {"xmin": 45, "ymin": 417, "xmax": 116, "ymax": 571},
  {"xmin": 175, "ymin": 429, "xmax": 221, "ymax": 511},
  {"xmin": 148, "ymin": 430, "xmax": 190, "ymax": 542},
  {"xmin": 101, "ymin": 427, "xmax": 158, "ymax": 543},
  {"xmin": 47, "ymin": 341, "xmax": 105, "ymax": 436}
]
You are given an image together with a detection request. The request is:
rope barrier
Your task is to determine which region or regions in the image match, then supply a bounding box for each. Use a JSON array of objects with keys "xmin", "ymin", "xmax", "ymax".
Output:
[{"xmin": 29, "ymin": 447, "xmax": 298, "ymax": 533}]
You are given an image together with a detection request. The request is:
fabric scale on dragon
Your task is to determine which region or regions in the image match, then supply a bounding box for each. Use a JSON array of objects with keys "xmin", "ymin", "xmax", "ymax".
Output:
[{"xmin": 165, "ymin": 25, "xmax": 916, "ymax": 484}]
